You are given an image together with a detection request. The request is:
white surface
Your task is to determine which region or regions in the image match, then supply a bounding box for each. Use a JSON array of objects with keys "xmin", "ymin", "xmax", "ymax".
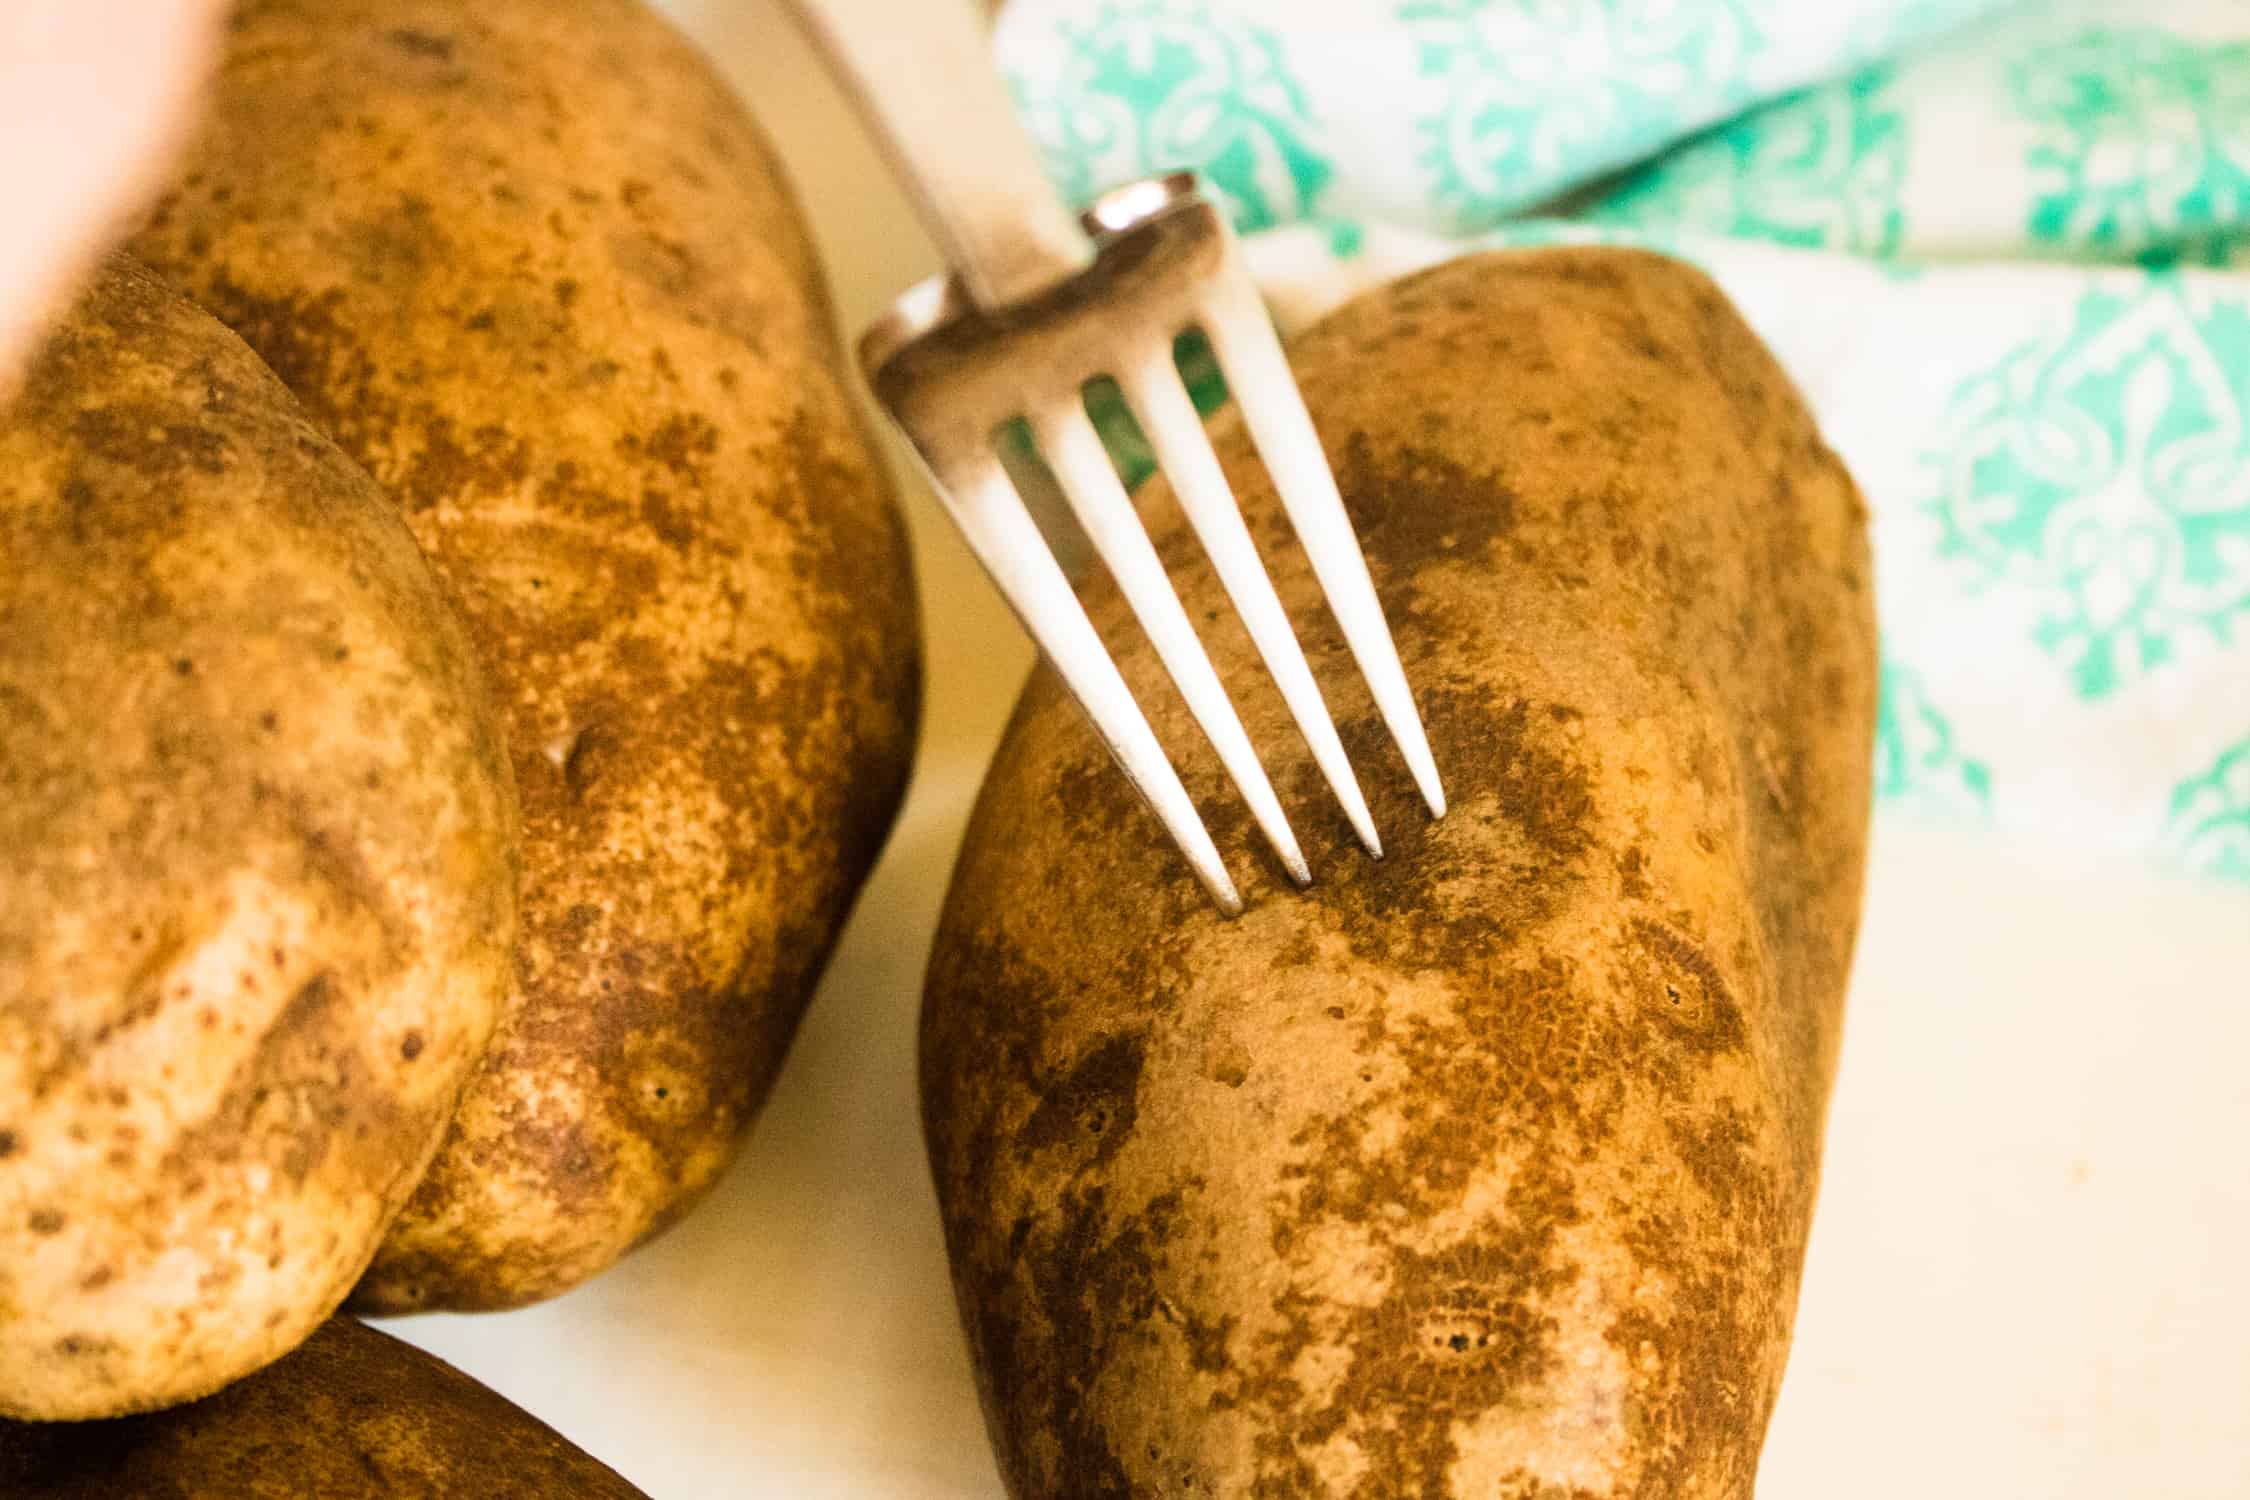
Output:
[{"xmin": 389, "ymin": 4, "xmax": 2250, "ymax": 1494}]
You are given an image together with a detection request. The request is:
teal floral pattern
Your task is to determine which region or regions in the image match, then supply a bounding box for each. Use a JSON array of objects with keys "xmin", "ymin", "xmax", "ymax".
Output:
[
  {"xmin": 1924, "ymin": 280, "xmax": 2250, "ymax": 699},
  {"xmin": 1874, "ymin": 659, "xmax": 1995, "ymax": 816},
  {"xmin": 1591, "ymin": 67, "xmax": 1909, "ymax": 255},
  {"xmin": 2012, "ymin": 26, "xmax": 2250, "ymax": 267},
  {"xmin": 2165, "ymin": 734, "xmax": 2250, "ymax": 884},
  {"xmin": 1401, "ymin": 0, "xmax": 1769, "ymax": 232},
  {"xmin": 1008, "ymin": 2, "xmax": 1333, "ymax": 232}
]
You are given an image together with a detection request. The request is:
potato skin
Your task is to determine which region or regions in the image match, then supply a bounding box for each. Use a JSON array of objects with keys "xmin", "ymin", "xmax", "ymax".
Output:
[
  {"xmin": 922, "ymin": 250, "xmax": 1876, "ymax": 1497},
  {"xmin": 132, "ymin": 0, "xmax": 922, "ymax": 1309},
  {"xmin": 0, "ymin": 1317, "xmax": 647, "ymax": 1498},
  {"xmin": 0, "ymin": 259, "xmax": 517, "ymax": 1419}
]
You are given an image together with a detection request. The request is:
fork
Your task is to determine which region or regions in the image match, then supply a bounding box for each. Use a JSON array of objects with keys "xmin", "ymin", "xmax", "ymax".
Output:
[{"xmin": 789, "ymin": 0, "xmax": 1445, "ymax": 914}]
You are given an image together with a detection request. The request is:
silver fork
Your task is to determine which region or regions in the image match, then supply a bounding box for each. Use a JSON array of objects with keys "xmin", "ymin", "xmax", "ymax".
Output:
[{"xmin": 790, "ymin": 0, "xmax": 1444, "ymax": 914}]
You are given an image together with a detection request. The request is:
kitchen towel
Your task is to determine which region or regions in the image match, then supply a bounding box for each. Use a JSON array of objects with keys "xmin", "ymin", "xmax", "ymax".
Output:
[{"xmin": 995, "ymin": 0, "xmax": 2250, "ymax": 886}]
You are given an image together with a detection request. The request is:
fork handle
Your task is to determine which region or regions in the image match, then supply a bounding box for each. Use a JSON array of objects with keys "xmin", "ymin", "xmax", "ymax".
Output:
[{"xmin": 785, "ymin": 0, "xmax": 1095, "ymax": 311}]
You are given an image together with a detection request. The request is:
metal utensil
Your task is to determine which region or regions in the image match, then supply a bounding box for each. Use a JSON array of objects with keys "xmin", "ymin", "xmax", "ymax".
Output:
[{"xmin": 789, "ymin": 0, "xmax": 1444, "ymax": 913}]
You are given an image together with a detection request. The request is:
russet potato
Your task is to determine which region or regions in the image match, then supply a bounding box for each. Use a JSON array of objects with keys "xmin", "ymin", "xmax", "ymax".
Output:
[
  {"xmin": 923, "ymin": 249, "xmax": 1877, "ymax": 1497},
  {"xmin": 133, "ymin": 0, "xmax": 923, "ymax": 1311},
  {"xmin": 0, "ymin": 258, "xmax": 518, "ymax": 1420},
  {"xmin": 0, "ymin": 1317, "xmax": 648, "ymax": 1497}
]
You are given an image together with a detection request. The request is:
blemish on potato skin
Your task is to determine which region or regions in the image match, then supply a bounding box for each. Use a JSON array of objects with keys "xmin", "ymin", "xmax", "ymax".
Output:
[
  {"xmin": 386, "ymin": 27, "xmax": 454, "ymax": 60},
  {"xmin": 1311, "ymin": 1161, "xmax": 1583, "ymax": 1494},
  {"xmin": 1020, "ymin": 1034, "xmax": 1146, "ymax": 1168},
  {"xmin": 1615, "ymin": 846, "xmax": 1650, "ymax": 900},
  {"xmin": 1022, "ymin": 1183, "xmax": 1192, "ymax": 1496},
  {"xmin": 67, "ymin": 403, "xmax": 232, "ymax": 480},
  {"xmin": 925, "ymin": 250, "xmax": 1874, "ymax": 1496},
  {"xmin": 153, "ymin": 969, "xmax": 417, "ymax": 1198},
  {"xmin": 617, "ymin": 412, "xmax": 719, "ymax": 480},
  {"xmin": 1625, "ymin": 920, "xmax": 1748, "ymax": 1057},
  {"xmin": 1334, "ymin": 434, "xmax": 1515, "ymax": 587}
]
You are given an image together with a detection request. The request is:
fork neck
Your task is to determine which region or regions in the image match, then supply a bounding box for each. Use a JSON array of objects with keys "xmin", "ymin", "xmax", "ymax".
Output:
[{"xmin": 785, "ymin": 0, "xmax": 1095, "ymax": 310}]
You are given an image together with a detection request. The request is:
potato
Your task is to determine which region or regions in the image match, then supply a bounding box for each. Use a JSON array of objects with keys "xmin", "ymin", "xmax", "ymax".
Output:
[
  {"xmin": 0, "ymin": 1317, "xmax": 648, "ymax": 1497},
  {"xmin": 132, "ymin": 0, "xmax": 922, "ymax": 1310},
  {"xmin": 0, "ymin": 258, "xmax": 517, "ymax": 1420},
  {"xmin": 922, "ymin": 250, "xmax": 1877, "ymax": 1497}
]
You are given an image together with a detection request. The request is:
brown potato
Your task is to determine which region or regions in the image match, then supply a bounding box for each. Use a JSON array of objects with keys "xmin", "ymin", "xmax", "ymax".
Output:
[
  {"xmin": 922, "ymin": 249, "xmax": 1877, "ymax": 1497},
  {"xmin": 0, "ymin": 1317, "xmax": 648, "ymax": 1497},
  {"xmin": 0, "ymin": 258, "xmax": 517, "ymax": 1420},
  {"xmin": 132, "ymin": 0, "xmax": 923, "ymax": 1310}
]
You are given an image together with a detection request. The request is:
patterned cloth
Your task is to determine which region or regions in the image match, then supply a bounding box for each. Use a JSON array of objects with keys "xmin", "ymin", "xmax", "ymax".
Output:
[{"xmin": 995, "ymin": 0, "xmax": 2250, "ymax": 886}]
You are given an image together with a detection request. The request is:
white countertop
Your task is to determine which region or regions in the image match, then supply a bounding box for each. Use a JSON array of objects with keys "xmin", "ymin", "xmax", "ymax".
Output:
[{"xmin": 389, "ymin": 4, "xmax": 2250, "ymax": 1494}]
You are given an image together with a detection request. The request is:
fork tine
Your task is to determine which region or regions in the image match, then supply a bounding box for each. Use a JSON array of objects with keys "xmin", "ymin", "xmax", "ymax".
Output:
[
  {"xmin": 1200, "ymin": 265, "xmax": 1450, "ymax": 822},
  {"xmin": 1031, "ymin": 400, "xmax": 1311, "ymax": 888},
  {"xmin": 923, "ymin": 445, "xmax": 1243, "ymax": 914},
  {"xmin": 1121, "ymin": 351, "xmax": 1384, "ymax": 861}
]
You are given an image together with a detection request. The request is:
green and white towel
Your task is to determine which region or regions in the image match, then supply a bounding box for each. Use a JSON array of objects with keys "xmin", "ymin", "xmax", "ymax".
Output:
[{"xmin": 995, "ymin": 0, "xmax": 2250, "ymax": 887}]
